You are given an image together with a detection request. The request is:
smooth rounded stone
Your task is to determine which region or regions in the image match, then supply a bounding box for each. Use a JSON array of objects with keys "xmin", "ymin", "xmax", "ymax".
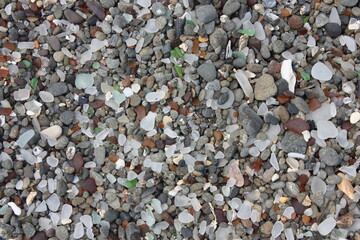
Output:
[
  {"xmin": 55, "ymin": 136, "xmax": 69, "ymax": 149},
  {"xmin": 319, "ymin": 147, "xmax": 340, "ymax": 166},
  {"xmin": 53, "ymin": 51, "xmax": 64, "ymax": 62},
  {"xmin": 284, "ymin": 182, "xmax": 300, "ymax": 198},
  {"xmin": 261, "ymin": 221, "xmax": 273, "ymax": 234},
  {"xmin": 223, "ymin": 0, "xmax": 240, "ymax": 16},
  {"xmin": 64, "ymin": 9, "xmax": 85, "ymax": 24},
  {"xmin": 60, "ymin": 111, "xmax": 75, "ymax": 125},
  {"xmin": 270, "ymin": 181, "xmax": 285, "ymax": 190},
  {"xmin": 196, "ymin": 5, "xmax": 218, "ymax": 24},
  {"xmin": 254, "ymin": 74, "xmax": 277, "ymax": 100},
  {"xmin": 41, "ymin": 125, "xmax": 62, "ymax": 139},
  {"xmin": 197, "ymin": 63, "xmax": 217, "ymax": 82},
  {"xmin": 281, "ymin": 32, "xmax": 295, "ymax": 45},
  {"xmin": 233, "ymin": 58, "xmax": 247, "ymax": 68},
  {"xmin": 46, "ymin": 36, "xmax": 61, "ymax": 51},
  {"xmin": 260, "ymin": 44, "xmax": 271, "ymax": 59},
  {"xmin": 75, "ymin": 74, "xmax": 95, "ymax": 89},
  {"xmin": 272, "ymin": 40, "xmax": 285, "ymax": 53},
  {"xmin": 291, "ymin": 97, "xmax": 310, "ymax": 113},
  {"xmin": 340, "ymin": 0, "xmax": 359, "ymax": 7},
  {"xmin": 105, "ymin": 58, "xmax": 120, "ymax": 69},
  {"xmin": 210, "ymin": 28, "xmax": 228, "ymax": 54},
  {"xmin": 288, "ymin": 15, "xmax": 303, "ymax": 29},
  {"xmin": 47, "ymin": 82, "xmax": 68, "ymax": 96},
  {"xmin": 311, "ymin": 62, "xmax": 332, "ymax": 81},
  {"xmin": 326, "ymin": 174, "xmax": 342, "ymax": 185},
  {"xmin": 287, "ymin": 104, "xmax": 299, "ymax": 116},
  {"xmin": 181, "ymin": 227, "xmax": 193, "ymax": 238},
  {"xmin": 223, "ymin": 20, "xmax": 236, "ymax": 31},
  {"xmin": 281, "ymin": 131, "xmax": 307, "ymax": 154},
  {"xmin": 55, "ymin": 226, "xmax": 69, "ymax": 240},
  {"xmin": 94, "ymin": 146, "xmax": 106, "ymax": 166},
  {"xmin": 238, "ymin": 105, "xmax": 264, "ymax": 137},
  {"xmin": 350, "ymin": 112, "xmax": 360, "ymax": 124},
  {"xmin": 325, "ymin": 23, "xmax": 342, "ymax": 38}
]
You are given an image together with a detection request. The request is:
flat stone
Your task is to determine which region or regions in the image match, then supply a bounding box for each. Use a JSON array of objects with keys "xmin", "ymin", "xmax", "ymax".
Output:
[
  {"xmin": 281, "ymin": 131, "xmax": 307, "ymax": 154},
  {"xmin": 254, "ymin": 74, "xmax": 277, "ymax": 100},
  {"xmin": 196, "ymin": 5, "xmax": 217, "ymax": 24},
  {"xmin": 64, "ymin": 9, "xmax": 85, "ymax": 24},
  {"xmin": 60, "ymin": 111, "xmax": 75, "ymax": 125},
  {"xmin": 47, "ymin": 82, "xmax": 68, "ymax": 96},
  {"xmin": 319, "ymin": 147, "xmax": 340, "ymax": 166},
  {"xmin": 197, "ymin": 63, "xmax": 217, "ymax": 82}
]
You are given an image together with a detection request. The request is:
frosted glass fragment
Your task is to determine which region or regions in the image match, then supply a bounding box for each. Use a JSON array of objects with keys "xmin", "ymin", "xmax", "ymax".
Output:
[
  {"xmin": 235, "ymin": 71, "xmax": 253, "ymax": 98},
  {"xmin": 74, "ymin": 222, "xmax": 84, "ymax": 239},
  {"xmin": 76, "ymin": 74, "xmax": 94, "ymax": 89},
  {"xmin": 311, "ymin": 62, "xmax": 332, "ymax": 81},
  {"xmin": 318, "ymin": 217, "xmax": 336, "ymax": 235},
  {"xmin": 145, "ymin": 91, "xmax": 166, "ymax": 102},
  {"xmin": 281, "ymin": 59, "xmax": 296, "ymax": 92},
  {"xmin": 140, "ymin": 112, "xmax": 157, "ymax": 131},
  {"xmin": 317, "ymin": 120, "xmax": 338, "ymax": 139},
  {"xmin": 17, "ymin": 129, "xmax": 35, "ymax": 148},
  {"xmin": 39, "ymin": 91, "xmax": 55, "ymax": 102},
  {"xmin": 271, "ymin": 221, "xmax": 284, "ymax": 238}
]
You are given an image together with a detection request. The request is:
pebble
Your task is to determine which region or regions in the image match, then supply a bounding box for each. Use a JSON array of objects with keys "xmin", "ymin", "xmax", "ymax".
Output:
[
  {"xmin": 55, "ymin": 226, "xmax": 69, "ymax": 240},
  {"xmin": 60, "ymin": 111, "xmax": 75, "ymax": 125},
  {"xmin": 254, "ymin": 74, "xmax": 277, "ymax": 100},
  {"xmin": 23, "ymin": 223, "xmax": 36, "ymax": 238},
  {"xmin": 197, "ymin": 63, "xmax": 217, "ymax": 82},
  {"xmin": 64, "ymin": 9, "xmax": 85, "ymax": 24},
  {"xmin": 288, "ymin": 15, "xmax": 303, "ymax": 29},
  {"xmin": 53, "ymin": 51, "xmax": 64, "ymax": 62},
  {"xmin": 325, "ymin": 23, "xmax": 342, "ymax": 38},
  {"xmin": 281, "ymin": 131, "xmax": 307, "ymax": 154},
  {"xmin": 239, "ymin": 105, "xmax": 264, "ymax": 137},
  {"xmin": 272, "ymin": 40, "xmax": 285, "ymax": 53},
  {"xmin": 341, "ymin": 0, "xmax": 359, "ymax": 7},
  {"xmin": 223, "ymin": 0, "xmax": 241, "ymax": 16},
  {"xmin": 47, "ymin": 82, "xmax": 68, "ymax": 96},
  {"xmin": 319, "ymin": 147, "xmax": 340, "ymax": 166},
  {"xmin": 196, "ymin": 5, "xmax": 218, "ymax": 24},
  {"xmin": 210, "ymin": 28, "xmax": 228, "ymax": 54}
]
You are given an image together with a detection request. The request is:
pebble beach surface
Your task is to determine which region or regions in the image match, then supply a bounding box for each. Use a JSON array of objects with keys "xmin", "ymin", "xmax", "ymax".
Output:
[{"xmin": 1, "ymin": 0, "xmax": 360, "ymax": 239}]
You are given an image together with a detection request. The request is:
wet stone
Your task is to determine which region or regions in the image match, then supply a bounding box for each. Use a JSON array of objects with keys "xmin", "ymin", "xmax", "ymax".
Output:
[{"xmin": 47, "ymin": 82, "xmax": 68, "ymax": 96}]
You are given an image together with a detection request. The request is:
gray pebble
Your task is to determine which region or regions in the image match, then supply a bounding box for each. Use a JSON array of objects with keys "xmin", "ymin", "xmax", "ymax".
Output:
[{"xmin": 319, "ymin": 147, "xmax": 340, "ymax": 166}]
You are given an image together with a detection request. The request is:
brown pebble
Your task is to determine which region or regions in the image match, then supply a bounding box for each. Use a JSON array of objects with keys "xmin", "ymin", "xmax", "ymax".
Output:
[
  {"xmin": 213, "ymin": 130, "xmax": 223, "ymax": 141},
  {"xmin": 288, "ymin": 15, "xmax": 303, "ymax": 29},
  {"xmin": 337, "ymin": 213, "xmax": 354, "ymax": 228},
  {"xmin": 32, "ymin": 232, "xmax": 47, "ymax": 240},
  {"xmin": 308, "ymin": 98, "xmax": 321, "ymax": 111},
  {"xmin": 89, "ymin": 100, "xmax": 105, "ymax": 109},
  {"xmin": 142, "ymin": 138, "xmax": 156, "ymax": 148},
  {"xmin": 146, "ymin": 76, "xmax": 155, "ymax": 88},
  {"xmin": 284, "ymin": 118, "xmax": 310, "ymax": 135},
  {"xmin": 168, "ymin": 101, "xmax": 179, "ymax": 111},
  {"xmin": 248, "ymin": 37, "xmax": 261, "ymax": 49},
  {"xmin": 3, "ymin": 41, "xmax": 16, "ymax": 51},
  {"xmin": 73, "ymin": 153, "xmax": 84, "ymax": 173},
  {"xmin": 82, "ymin": 178, "xmax": 97, "ymax": 194},
  {"xmin": 268, "ymin": 60, "xmax": 281, "ymax": 75},
  {"xmin": 122, "ymin": 76, "xmax": 132, "ymax": 87}
]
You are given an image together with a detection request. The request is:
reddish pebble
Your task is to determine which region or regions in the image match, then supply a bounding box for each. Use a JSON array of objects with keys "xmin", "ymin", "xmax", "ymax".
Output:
[
  {"xmin": 168, "ymin": 101, "xmax": 179, "ymax": 111},
  {"xmin": 268, "ymin": 60, "xmax": 281, "ymax": 75},
  {"xmin": 69, "ymin": 58, "xmax": 77, "ymax": 66},
  {"xmin": 342, "ymin": 121, "xmax": 354, "ymax": 131},
  {"xmin": 0, "ymin": 108, "xmax": 12, "ymax": 116},
  {"xmin": 89, "ymin": 100, "xmax": 105, "ymax": 109},
  {"xmin": 142, "ymin": 138, "xmax": 156, "ymax": 148},
  {"xmin": 109, "ymin": 154, "xmax": 119, "ymax": 162},
  {"xmin": 3, "ymin": 42, "xmax": 16, "ymax": 51},
  {"xmin": 0, "ymin": 68, "xmax": 9, "ymax": 78},
  {"xmin": 135, "ymin": 105, "xmax": 146, "ymax": 120},
  {"xmin": 82, "ymin": 178, "xmax": 97, "ymax": 194},
  {"xmin": 183, "ymin": 92, "xmax": 192, "ymax": 102},
  {"xmin": 73, "ymin": 153, "xmax": 84, "ymax": 173},
  {"xmin": 276, "ymin": 95, "xmax": 290, "ymax": 104},
  {"xmin": 288, "ymin": 15, "xmax": 303, "ymax": 29},
  {"xmin": 32, "ymin": 232, "xmax": 47, "ymax": 240},
  {"xmin": 213, "ymin": 130, "xmax": 223, "ymax": 141},
  {"xmin": 284, "ymin": 118, "xmax": 310, "ymax": 134},
  {"xmin": 291, "ymin": 198, "xmax": 307, "ymax": 215},
  {"xmin": 122, "ymin": 76, "xmax": 132, "ymax": 87},
  {"xmin": 138, "ymin": 224, "xmax": 151, "ymax": 237},
  {"xmin": 308, "ymin": 98, "xmax": 321, "ymax": 111}
]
